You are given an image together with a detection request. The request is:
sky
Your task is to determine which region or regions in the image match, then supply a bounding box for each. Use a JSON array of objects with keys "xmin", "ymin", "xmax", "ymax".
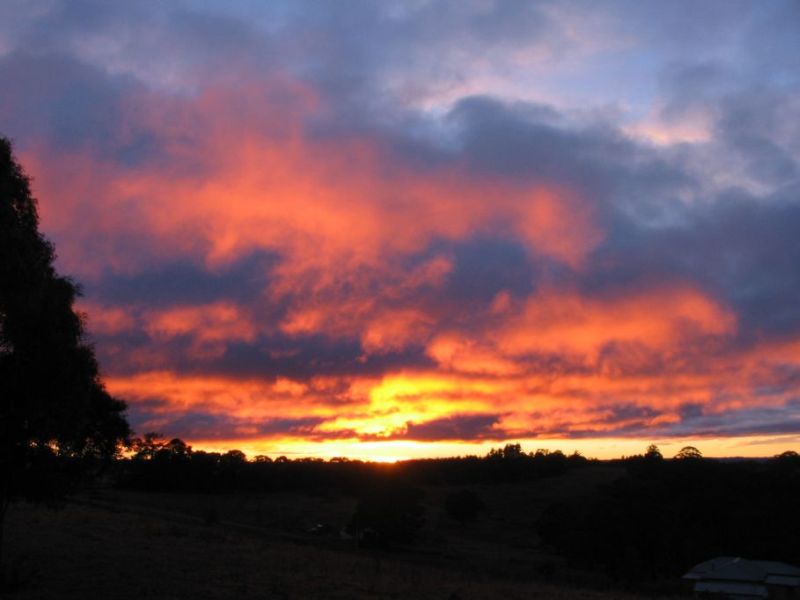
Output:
[{"xmin": 2, "ymin": 0, "xmax": 800, "ymax": 460}]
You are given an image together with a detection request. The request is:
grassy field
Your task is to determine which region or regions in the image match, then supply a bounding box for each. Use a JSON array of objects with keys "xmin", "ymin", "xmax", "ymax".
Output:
[{"xmin": 3, "ymin": 467, "xmax": 691, "ymax": 599}]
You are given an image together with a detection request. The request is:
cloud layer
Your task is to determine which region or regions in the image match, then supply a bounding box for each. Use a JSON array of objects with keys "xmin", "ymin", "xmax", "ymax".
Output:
[{"xmin": 2, "ymin": 0, "xmax": 799, "ymax": 458}]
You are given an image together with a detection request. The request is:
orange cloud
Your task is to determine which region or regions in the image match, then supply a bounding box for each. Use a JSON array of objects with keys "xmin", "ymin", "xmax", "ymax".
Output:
[
  {"xmin": 515, "ymin": 186, "xmax": 604, "ymax": 268},
  {"xmin": 27, "ymin": 80, "xmax": 601, "ymax": 287},
  {"xmin": 142, "ymin": 302, "xmax": 257, "ymax": 358},
  {"xmin": 495, "ymin": 284, "xmax": 736, "ymax": 360},
  {"xmin": 78, "ymin": 302, "xmax": 136, "ymax": 335},
  {"xmin": 16, "ymin": 74, "xmax": 800, "ymax": 459}
]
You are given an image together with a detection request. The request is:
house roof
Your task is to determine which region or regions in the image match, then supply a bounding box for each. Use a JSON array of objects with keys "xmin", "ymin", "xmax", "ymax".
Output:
[
  {"xmin": 684, "ymin": 557, "xmax": 800, "ymax": 587},
  {"xmin": 694, "ymin": 580, "xmax": 768, "ymax": 598}
]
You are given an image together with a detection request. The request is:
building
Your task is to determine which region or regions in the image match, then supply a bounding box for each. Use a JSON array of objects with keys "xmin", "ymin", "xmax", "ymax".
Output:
[{"xmin": 684, "ymin": 556, "xmax": 800, "ymax": 599}]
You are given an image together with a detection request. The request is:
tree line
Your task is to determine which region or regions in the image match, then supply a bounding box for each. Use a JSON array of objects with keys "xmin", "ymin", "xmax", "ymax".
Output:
[
  {"xmin": 538, "ymin": 447, "xmax": 800, "ymax": 584},
  {"xmin": 117, "ymin": 437, "xmax": 590, "ymax": 493}
]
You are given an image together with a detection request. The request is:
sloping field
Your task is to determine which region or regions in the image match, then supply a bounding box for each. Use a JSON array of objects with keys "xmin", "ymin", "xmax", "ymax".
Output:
[{"xmin": 4, "ymin": 496, "xmax": 685, "ymax": 600}]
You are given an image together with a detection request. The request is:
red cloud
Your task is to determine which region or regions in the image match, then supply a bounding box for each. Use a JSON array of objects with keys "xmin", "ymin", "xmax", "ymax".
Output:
[{"xmin": 14, "ymin": 74, "xmax": 800, "ymax": 458}]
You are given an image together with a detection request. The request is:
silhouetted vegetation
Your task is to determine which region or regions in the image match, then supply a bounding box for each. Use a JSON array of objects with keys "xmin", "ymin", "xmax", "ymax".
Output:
[
  {"xmin": 0, "ymin": 136, "xmax": 130, "ymax": 579},
  {"xmin": 117, "ymin": 439, "xmax": 590, "ymax": 494},
  {"xmin": 108, "ymin": 438, "xmax": 800, "ymax": 592},
  {"xmin": 538, "ymin": 446, "xmax": 800, "ymax": 584}
]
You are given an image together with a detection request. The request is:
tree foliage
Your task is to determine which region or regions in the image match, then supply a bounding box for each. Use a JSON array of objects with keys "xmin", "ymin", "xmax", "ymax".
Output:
[
  {"xmin": 674, "ymin": 446, "xmax": 703, "ymax": 460},
  {"xmin": 644, "ymin": 444, "xmax": 663, "ymax": 461},
  {"xmin": 117, "ymin": 438, "xmax": 590, "ymax": 493},
  {"xmin": 0, "ymin": 136, "xmax": 129, "ymax": 515},
  {"xmin": 538, "ymin": 447, "xmax": 800, "ymax": 582}
]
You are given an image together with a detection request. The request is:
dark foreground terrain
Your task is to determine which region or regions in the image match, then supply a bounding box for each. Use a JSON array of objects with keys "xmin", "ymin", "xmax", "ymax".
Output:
[
  {"xmin": 5, "ymin": 481, "xmax": 685, "ymax": 600},
  {"xmin": 5, "ymin": 446, "xmax": 799, "ymax": 599}
]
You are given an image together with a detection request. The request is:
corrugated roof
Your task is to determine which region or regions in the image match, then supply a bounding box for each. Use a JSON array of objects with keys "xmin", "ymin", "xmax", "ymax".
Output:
[
  {"xmin": 766, "ymin": 575, "xmax": 800, "ymax": 587},
  {"xmin": 694, "ymin": 580, "xmax": 768, "ymax": 598}
]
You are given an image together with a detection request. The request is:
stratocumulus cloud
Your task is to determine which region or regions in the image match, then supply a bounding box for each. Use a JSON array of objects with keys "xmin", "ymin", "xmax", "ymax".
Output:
[{"xmin": 1, "ymin": 0, "xmax": 799, "ymax": 458}]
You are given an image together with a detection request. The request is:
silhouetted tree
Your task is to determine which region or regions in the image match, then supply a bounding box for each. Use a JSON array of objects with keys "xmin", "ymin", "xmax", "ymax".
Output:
[
  {"xmin": 130, "ymin": 432, "xmax": 165, "ymax": 460},
  {"xmin": 222, "ymin": 449, "xmax": 246, "ymax": 464},
  {"xmin": 772, "ymin": 450, "xmax": 800, "ymax": 476},
  {"xmin": 644, "ymin": 444, "xmax": 663, "ymax": 462},
  {"xmin": 674, "ymin": 446, "xmax": 702, "ymax": 460},
  {"xmin": 775, "ymin": 450, "xmax": 800, "ymax": 463},
  {"xmin": 0, "ymin": 136, "xmax": 129, "ymax": 575},
  {"xmin": 488, "ymin": 443, "xmax": 524, "ymax": 460}
]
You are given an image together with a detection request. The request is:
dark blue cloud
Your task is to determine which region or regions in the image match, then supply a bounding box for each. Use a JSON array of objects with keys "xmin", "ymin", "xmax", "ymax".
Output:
[
  {"xmin": 208, "ymin": 336, "xmax": 435, "ymax": 380},
  {"xmin": 445, "ymin": 236, "xmax": 536, "ymax": 302},
  {"xmin": 550, "ymin": 400, "xmax": 800, "ymax": 440},
  {"xmin": 387, "ymin": 413, "xmax": 504, "ymax": 441},
  {"xmin": 87, "ymin": 251, "xmax": 278, "ymax": 307},
  {"xmin": 129, "ymin": 400, "xmax": 326, "ymax": 439},
  {"xmin": 588, "ymin": 194, "xmax": 800, "ymax": 339},
  {"xmin": 0, "ymin": 52, "xmax": 132, "ymax": 152}
]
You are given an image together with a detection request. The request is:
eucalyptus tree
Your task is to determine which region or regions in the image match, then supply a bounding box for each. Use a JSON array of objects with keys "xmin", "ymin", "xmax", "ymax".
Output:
[{"xmin": 0, "ymin": 137, "xmax": 129, "ymax": 573}]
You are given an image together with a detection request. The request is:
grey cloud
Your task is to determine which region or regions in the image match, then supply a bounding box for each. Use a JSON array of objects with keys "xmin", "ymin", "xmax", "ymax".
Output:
[
  {"xmin": 588, "ymin": 192, "xmax": 800, "ymax": 339},
  {"xmin": 88, "ymin": 251, "xmax": 278, "ymax": 308},
  {"xmin": 0, "ymin": 52, "xmax": 134, "ymax": 152},
  {"xmin": 557, "ymin": 400, "xmax": 800, "ymax": 440},
  {"xmin": 386, "ymin": 413, "xmax": 504, "ymax": 441},
  {"xmin": 714, "ymin": 90, "xmax": 800, "ymax": 185},
  {"xmin": 444, "ymin": 95, "xmax": 698, "ymax": 227},
  {"xmin": 129, "ymin": 403, "xmax": 326, "ymax": 439},
  {"xmin": 445, "ymin": 236, "xmax": 536, "ymax": 303}
]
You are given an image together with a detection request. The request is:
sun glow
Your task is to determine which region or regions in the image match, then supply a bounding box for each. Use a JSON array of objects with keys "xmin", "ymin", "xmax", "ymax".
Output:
[{"xmin": 185, "ymin": 434, "xmax": 800, "ymax": 463}]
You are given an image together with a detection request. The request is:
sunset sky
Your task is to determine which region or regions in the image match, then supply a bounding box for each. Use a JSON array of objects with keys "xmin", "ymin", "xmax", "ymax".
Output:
[{"xmin": 2, "ymin": 1, "xmax": 799, "ymax": 460}]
